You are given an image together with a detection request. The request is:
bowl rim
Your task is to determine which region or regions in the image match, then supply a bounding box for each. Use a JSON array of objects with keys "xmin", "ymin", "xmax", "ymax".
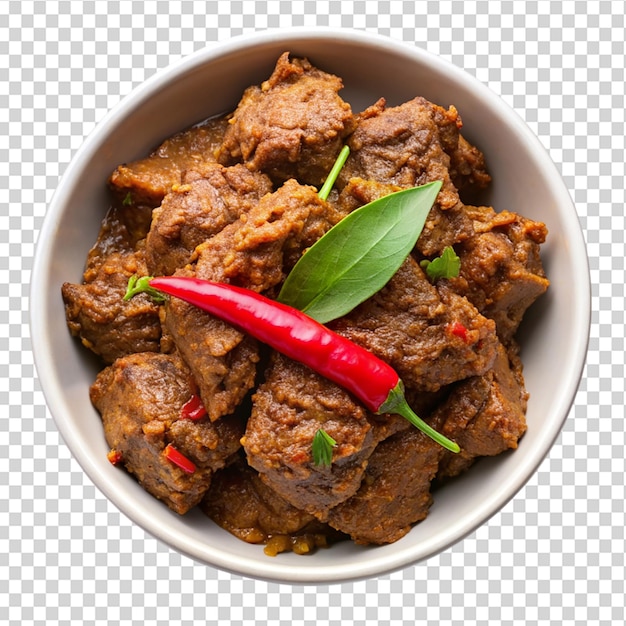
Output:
[{"xmin": 30, "ymin": 27, "xmax": 591, "ymax": 584}]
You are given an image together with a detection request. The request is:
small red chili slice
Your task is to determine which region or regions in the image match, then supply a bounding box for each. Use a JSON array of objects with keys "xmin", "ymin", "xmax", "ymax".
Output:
[
  {"xmin": 164, "ymin": 444, "xmax": 196, "ymax": 474},
  {"xmin": 180, "ymin": 394, "xmax": 206, "ymax": 420},
  {"xmin": 448, "ymin": 321, "xmax": 469, "ymax": 342},
  {"xmin": 107, "ymin": 449, "xmax": 123, "ymax": 466}
]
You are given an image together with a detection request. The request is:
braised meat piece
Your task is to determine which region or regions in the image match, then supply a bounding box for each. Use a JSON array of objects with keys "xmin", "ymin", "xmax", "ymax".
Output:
[
  {"xmin": 433, "ymin": 342, "xmax": 528, "ymax": 479},
  {"xmin": 193, "ymin": 178, "xmax": 343, "ymax": 287},
  {"xmin": 61, "ymin": 205, "xmax": 161, "ymax": 364},
  {"xmin": 161, "ymin": 303, "xmax": 260, "ymax": 423},
  {"xmin": 61, "ymin": 250, "xmax": 160, "ymax": 364},
  {"xmin": 326, "ymin": 427, "xmax": 443, "ymax": 545},
  {"xmin": 84, "ymin": 203, "xmax": 153, "ymax": 259},
  {"xmin": 90, "ymin": 351, "xmax": 245, "ymax": 514},
  {"xmin": 217, "ymin": 52, "xmax": 356, "ymax": 187},
  {"xmin": 330, "ymin": 255, "xmax": 499, "ymax": 392},
  {"xmin": 339, "ymin": 96, "xmax": 488, "ymax": 205},
  {"xmin": 145, "ymin": 163, "xmax": 272, "ymax": 276},
  {"xmin": 109, "ymin": 117, "xmax": 229, "ymax": 208},
  {"xmin": 449, "ymin": 205, "xmax": 550, "ymax": 343},
  {"xmin": 334, "ymin": 176, "xmax": 402, "ymax": 216},
  {"xmin": 337, "ymin": 97, "xmax": 479, "ymax": 255},
  {"xmin": 163, "ymin": 180, "xmax": 343, "ymax": 421},
  {"xmin": 447, "ymin": 134, "xmax": 492, "ymax": 199},
  {"xmin": 201, "ymin": 455, "xmax": 342, "ymax": 554},
  {"xmin": 243, "ymin": 353, "xmax": 408, "ymax": 520}
]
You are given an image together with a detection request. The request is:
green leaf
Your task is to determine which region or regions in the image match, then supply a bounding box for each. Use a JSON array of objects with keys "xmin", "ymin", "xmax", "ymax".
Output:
[
  {"xmin": 420, "ymin": 245, "xmax": 461, "ymax": 282},
  {"xmin": 312, "ymin": 429, "xmax": 337, "ymax": 467},
  {"xmin": 277, "ymin": 181, "xmax": 442, "ymax": 323}
]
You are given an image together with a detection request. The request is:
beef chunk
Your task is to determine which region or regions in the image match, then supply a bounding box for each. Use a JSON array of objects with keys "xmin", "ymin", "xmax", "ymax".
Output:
[
  {"xmin": 432, "ymin": 342, "xmax": 528, "ymax": 479},
  {"xmin": 329, "ymin": 255, "xmax": 499, "ymax": 392},
  {"xmin": 145, "ymin": 163, "xmax": 272, "ymax": 276},
  {"xmin": 217, "ymin": 52, "xmax": 356, "ymax": 186},
  {"xmin": 84, "ymin": 204, "xmax": 153, "ymax": 260},
  {"xmin": 326, "ymin": 427, "xmax": 443, "ymax": 545},
  {"xmin": 62, "ymin": 250, "xmax": 160, "ymax": 364},
  {"xmin": 161, "ymin": 302, "xmax": 260, "ymax": 423},
  {"xmin": 109, "ymin": 117, "xmax": 229, "ymax": 208},
  {"xmin": 340, "ymin": 96, "xmax": 488, "ymax": 205},
  {"xmin": 90, "ymin": 351, "xmax": 244, "ymax": 514},
  {"xmin": 200, "ymin": 456, "xmax": 339, "ymax": 552},
  {"xmin": 449, "ymin": 205, "xmax": 550, "ymax": 343},
  {"xmin": 337, "ymin": 97, "xmax": 477, "ymax": 255},
  {"xmin": 193, "ymin": 178, "xmax": 342, "ymax": 288},
  {"xmin": 163, "ymin": 180, "xmax": 342, "ymax": 421},
  {"xmin": 334, "ymin": 176, "xmax": 402, "ymax": 217},
  {"xmin": 242, "ymin": 353, "xmax": 407, "ymax": 520},
  {"xmin": 447, "ymin": 134, "xmax": 492, "ymax": 199},
  {"xmin": 61, "ymin": 205, "xmax": 161, "ymax": 364}
]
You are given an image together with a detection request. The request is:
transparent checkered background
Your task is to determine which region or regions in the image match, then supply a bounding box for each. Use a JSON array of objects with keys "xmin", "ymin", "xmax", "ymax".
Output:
[{"xmin": 2, "ymin": 1, "xmax": 624, "ymax": 624}]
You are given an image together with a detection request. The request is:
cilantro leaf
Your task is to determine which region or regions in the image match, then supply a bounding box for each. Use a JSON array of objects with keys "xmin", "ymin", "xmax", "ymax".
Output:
[
  {"xmin": 312, "ymin": 429, "xmax": 337, "ymax": 467},
  {"xmin": 420, "ymin": 246, "xmax": 461, "ymax": 282}
]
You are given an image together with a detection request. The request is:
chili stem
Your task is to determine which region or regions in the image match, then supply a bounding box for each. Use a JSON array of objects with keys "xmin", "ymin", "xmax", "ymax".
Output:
[
  {"xmin": 397, "ymin": 404, "xmax": 460, "ymax": 453},
  {"xmin": 124, "ymin": 275, "xmax": 167, "ymax": 303},
  {"xmin": 380, "ymin": 382, "xmax": 460, "ymax": 453}
]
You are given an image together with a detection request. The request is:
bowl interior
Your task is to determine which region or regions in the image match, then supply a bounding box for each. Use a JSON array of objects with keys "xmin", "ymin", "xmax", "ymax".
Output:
[{"xmin": 31, "ymin": 29, "xmax": 590, "ymax": 584}]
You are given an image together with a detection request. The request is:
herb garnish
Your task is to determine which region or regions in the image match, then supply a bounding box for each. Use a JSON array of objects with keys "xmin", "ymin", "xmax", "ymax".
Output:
[
  {"xmin": 312, "ymin": 428, "xmax": 337, "ymax": 467},
  {"xmin": 278, "ymin": 181, "xmax": 442, "ymax": 324},
  {"xmin": 420, "ymin": 245, "xmax": 461, "ymax": 282}
]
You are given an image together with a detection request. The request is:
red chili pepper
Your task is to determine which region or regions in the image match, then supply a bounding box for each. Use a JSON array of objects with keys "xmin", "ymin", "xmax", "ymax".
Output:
[
  {"xmin": 180, "ymin": 394, "xmax": 206, "ymax": 420},
  {"xmin": 164, "ymin": 444, "xmax": 196, "ymax": 474},
  {"xmin": 150, "ymin": 276, "xmax": 459, "ymax": 453}
]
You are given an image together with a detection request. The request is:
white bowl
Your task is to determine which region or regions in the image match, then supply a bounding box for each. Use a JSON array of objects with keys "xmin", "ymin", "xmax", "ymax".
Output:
[{"xmin": 31, "ymin": 28, "xmax": 590, "ymax": 584}]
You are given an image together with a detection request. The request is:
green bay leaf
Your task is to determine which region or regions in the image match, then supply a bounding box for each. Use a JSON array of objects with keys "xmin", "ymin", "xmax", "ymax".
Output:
[{"xmin": 277, "ymin": 180, "xmax": 442, "ymax": 323}]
